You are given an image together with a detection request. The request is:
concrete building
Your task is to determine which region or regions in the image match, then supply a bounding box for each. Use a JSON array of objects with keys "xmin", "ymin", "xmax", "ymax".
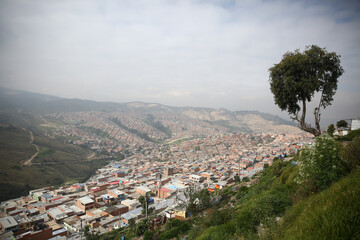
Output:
[
  {"xmin": 75, "ymin": 197, "xmax": 95, "ymax": 211},
  {"xmin": 0, "ymin": 216, "xmax": 18, "ymax": 233}
]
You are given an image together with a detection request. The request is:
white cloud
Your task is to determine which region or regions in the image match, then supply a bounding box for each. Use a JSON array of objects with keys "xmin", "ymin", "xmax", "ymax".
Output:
[{"xmin": 0, "ymin": 0, "xmax": 359, "ymax": 124}]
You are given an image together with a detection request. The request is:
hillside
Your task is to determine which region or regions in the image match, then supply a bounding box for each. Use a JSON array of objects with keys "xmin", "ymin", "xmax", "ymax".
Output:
[{"xmin": 0, "ymin": 124, "xmax": 109, "ymax": 202}]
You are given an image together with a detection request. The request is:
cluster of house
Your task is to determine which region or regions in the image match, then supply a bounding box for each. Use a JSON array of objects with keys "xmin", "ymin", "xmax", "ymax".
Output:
[{"xmin": 0, "ymin": 133, "xmax": 313, "ymax": 239}]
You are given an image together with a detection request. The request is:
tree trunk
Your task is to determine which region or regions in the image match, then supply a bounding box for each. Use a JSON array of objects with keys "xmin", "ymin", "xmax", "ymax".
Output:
[{"xmin": 299, "ymin": 99, "xmax": 321, "ymax": 137}]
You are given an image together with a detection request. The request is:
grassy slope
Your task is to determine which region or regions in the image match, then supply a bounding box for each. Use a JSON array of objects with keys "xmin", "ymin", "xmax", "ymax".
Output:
[
  {"xmin": 0, "ymin": 125, "xmax": 108, "ymax": 202},
  {"xmin": 267, "ymin": 170, "xmax": 360, "ymax": 240},
  {"xmin": 33, "ymin": 134, "xmax": 91, "ymax": 164},
  {"xmin": 193, "ymin": 163, "xmax": 360, "ymax": 240}
]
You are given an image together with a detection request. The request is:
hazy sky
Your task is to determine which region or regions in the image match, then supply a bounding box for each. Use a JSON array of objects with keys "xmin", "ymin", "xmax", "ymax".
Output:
[{"xmin": 0, "ymin": 0, "xmax": 359, "ymax": 124}]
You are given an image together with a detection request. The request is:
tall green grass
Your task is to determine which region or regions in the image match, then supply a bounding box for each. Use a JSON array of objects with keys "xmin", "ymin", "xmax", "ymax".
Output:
[{"xmin": 263, "ymin": 170, "xmax": 360, "ymax": 240}]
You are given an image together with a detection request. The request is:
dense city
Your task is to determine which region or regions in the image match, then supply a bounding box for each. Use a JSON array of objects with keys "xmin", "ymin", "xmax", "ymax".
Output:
[{"xmin": 0, "ymin": 132, "xmax": 313, "ymax": 240}]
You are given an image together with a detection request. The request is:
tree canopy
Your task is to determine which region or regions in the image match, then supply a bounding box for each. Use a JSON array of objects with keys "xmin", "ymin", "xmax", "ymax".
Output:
[
  {"xmin": 269, "ymin": 45, "xmax": 344, "ymax": 136},
  {"xmin": 336, "ymin": 120, "xmax": 348, "ymax": 128},
  {"xmin": 327, "ymin": 124, "xmax": 335, "ymax": 137}
]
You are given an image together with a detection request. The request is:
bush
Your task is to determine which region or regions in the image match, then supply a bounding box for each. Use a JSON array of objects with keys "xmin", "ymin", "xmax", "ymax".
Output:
[
  {"xmin": 133, "ymin": 219, "xmax": 150, "ymax": 236},
  {"xmin": 341, "ymin": 136, "xmax": 360, "ymax": 172},
  {"xmin": 297, "ymin": 135, "xmax": 346, "ymax": 192},
  {"xmin": 159, "ymin": 221, "xmax": 191, "ymax": 240},
  {"xmin": 236, "ymin": 186, "xmax": 248, "ymax": 200},
  {"xmin": 143, "ymin": 230, "xmax": 154, "ymax": 240},
  {"xmin": 242, "ymin": 177, "xmax": 250, "ymax": 182},
  {"xmin": 204, "ymin": 207, "xmax": 233, "ymax": 227}
]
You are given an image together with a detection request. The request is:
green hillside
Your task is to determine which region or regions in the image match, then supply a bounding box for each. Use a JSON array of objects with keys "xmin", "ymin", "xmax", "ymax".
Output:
[{"xmin": 0, "ymin": 124, "xmax": 108, "ymax": 202}]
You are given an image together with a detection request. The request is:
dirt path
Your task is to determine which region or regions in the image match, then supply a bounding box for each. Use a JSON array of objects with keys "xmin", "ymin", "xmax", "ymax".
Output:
[
  {"xmin": 87, "ymin": 152, "xmax": 96, "ymax": 160},
  {"xmin": 22, "ymin": 130, "xmax": 40, "ymax": 166}
]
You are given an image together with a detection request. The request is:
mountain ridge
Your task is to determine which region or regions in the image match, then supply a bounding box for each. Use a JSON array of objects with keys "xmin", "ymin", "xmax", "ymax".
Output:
[{"xmin": 0, "ymin": 87, "xmax": 297, "ymax": 135}]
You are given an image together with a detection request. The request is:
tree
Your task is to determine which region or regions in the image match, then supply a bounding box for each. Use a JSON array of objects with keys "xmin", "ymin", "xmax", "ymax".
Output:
[
  {"xmin": 269, "ymin": 45, "xmax": 344, "ymax": 136},
  {"xmin": 327, "ymin": 124, "xmax": 335, "ymax": 137},
  {"xmin": 336, "ymin": 120, "xmax": 348, "ymax": 128},
  {"xmin": 234, "ymin": 175, "xmax": 240, "ymax": 182},
  {"xmin": 138, "ymin": 195, "xmax": 154, "ymax": 217}
]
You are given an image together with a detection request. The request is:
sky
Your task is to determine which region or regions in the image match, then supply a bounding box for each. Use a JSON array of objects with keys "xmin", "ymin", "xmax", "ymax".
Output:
[{"xmin": 0, "ymin": 0, "xmax": 359, "ymax": 126}]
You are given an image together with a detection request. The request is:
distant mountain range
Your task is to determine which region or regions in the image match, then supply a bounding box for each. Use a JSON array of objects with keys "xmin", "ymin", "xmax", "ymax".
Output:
[{"xmin": 0, "ymin": 87, "xmax": 300, "ymax": 137}]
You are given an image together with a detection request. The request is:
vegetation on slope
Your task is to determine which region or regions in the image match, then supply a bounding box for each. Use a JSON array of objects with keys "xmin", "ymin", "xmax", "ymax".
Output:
[
  {"xmin": 264, "ymin": 170, "xmax": 360, "ymax": 240},
  {"xmin": 0, "ymin": 124, "xmax": 109, "ymax": 202}
]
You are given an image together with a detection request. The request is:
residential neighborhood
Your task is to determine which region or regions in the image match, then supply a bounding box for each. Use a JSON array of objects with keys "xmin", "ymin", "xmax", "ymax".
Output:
[{"xmin": 0, "ymin": 132, "xmax": 313, "ymax": 239}]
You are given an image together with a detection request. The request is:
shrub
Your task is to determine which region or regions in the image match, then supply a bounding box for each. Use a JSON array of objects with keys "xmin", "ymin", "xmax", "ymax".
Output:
[
  {"xmin": 204, "ymin": 207, "xmax": 233, "ymax": 227},
  {"xmin": 236, "ymin": 186, "xmax": 248, "ymax": 200},
  {"xmin": 341, "ymin": 136, "xmax": 360, "ymax": 172},
  {"xmin": 158, "ymin": 221, "xmax": 191, "ymax": 240},
  {"xmin": 133, "ymin": 219, "xmax": 150, "ymax": 236},
  {"xmin": 143, "ymin": 230, "xmax": 154, "ymax": 240},
  {"xmin": 242, "ymin": 177, "xmax": 250, "ymax": 182},
  {"xmin": 296, "ymin": 135, "xmax": 346, "ymax": 192}
]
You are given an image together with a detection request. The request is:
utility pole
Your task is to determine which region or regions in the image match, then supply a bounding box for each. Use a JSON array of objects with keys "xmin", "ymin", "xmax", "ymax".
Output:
[
  {"xmin": 80, "ymin": 219, "xmax": 83, "ymax": 240},
  {"xmin": 158, "ymin": 173, "xmax": 162, "ymax": 198},
  {"xmin": 145, "ymin": 192, "xmax": 148, "ymax": 218}
]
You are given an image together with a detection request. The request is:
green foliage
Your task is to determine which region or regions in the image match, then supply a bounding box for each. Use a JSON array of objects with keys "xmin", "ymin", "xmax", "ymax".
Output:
[
  {"xmin": 341, "ymin": 136, "xmax": 360, "ymax": 172},
  {"xmin": 0, "ymin": 125, "xmax": 108, "ymax": 201},
  {"xmin": 242, "ymin": 176, "xmax": 250, "ymax": 182},
  {"xmin": 204, "ymin": 207, "xmax": 233, "ymax": 227},
  {"xmin": 327, "ymin": 124, "xmax": 335, "ymax": 137},
  {"xmin": 186, "ymin": 188, "xmax": 211, "ymax": 214},
  {"xmin": 337, "ymin": 129, "xmax": 360, "ymax": 141},
  {"xmin": 128, "ymin": 219, "xmax": 135, "ymax": 229},
  {"xmin": 158, "ymin": 220, "xmax": 191, "ymax": 240},
  {"xmin": 138, "ymin": 194, "xmax": 154, "ymax": 216},
  {"xmin": 297, "ymin": 135, "xmax": 346, "ymax": 192},
  {"xmin": 236, "ymin": 186, "xmax": 248, "ymax": 200},
  {"xmin": 143, "ymin": 230, "xmax": 154, "ymax": 240},
  {"xmin": 134, "ymin": 219, "xmax": 150, "ymax": 236},
  {"xmin": 262, "ymin": 170, "xmax": 360, "ymax": 240},
  {"xmin": 270, "ymin": 159, "xmax": 287, "ymax": 177},
  {"xmin": 269, "ymin": 45, "xmax": 344, "ymax": 136},
  {"xmin": 37, "ymin": 147, "xmax": 55, "ymax": 157},
  {"xmin": 84, "ymin": 225, "xmax": 101, "ymax": 240},
  {"xmin": 336, "ymin": 119, "xmax": 348, "ymax": 128},
  {"xmin": 196, "ymin": 222, "xmax": 236, "ymax": 240},
  {"xmin": 197, "ymin": 162, "xmax": 295, "ymax": 240},
  {"xmin": 234, "ymin": 175, "xmax": 240, "ymax": 182}
]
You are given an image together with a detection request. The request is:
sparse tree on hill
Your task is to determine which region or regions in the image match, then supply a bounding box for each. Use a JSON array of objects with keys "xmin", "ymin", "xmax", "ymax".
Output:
[{"xmin": 269, "ymin": 45, "xmax": 344, "ymax": 136}]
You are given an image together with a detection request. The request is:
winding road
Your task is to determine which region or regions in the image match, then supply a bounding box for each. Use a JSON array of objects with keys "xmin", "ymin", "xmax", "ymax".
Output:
[{"xmin": 22, "ymin": 129, "xmax": 40, "ymax": 166}]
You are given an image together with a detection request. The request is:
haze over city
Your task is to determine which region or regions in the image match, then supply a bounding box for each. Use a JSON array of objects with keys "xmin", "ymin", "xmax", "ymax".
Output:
[{"xmin": 1, "ymin": 0, "xmax": 359, "ymax": 125}]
